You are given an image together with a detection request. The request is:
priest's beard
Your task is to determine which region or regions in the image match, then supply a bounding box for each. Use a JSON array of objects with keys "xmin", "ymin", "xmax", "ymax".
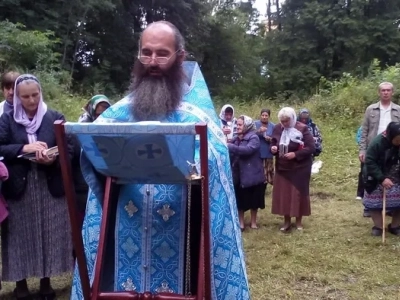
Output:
[{"xmin": 129, "ymin": 60, "xmax": 186, "ymax": 121}]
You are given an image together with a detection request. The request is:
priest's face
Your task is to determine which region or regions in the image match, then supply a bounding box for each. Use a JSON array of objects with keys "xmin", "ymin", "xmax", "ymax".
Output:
[{"xmin": 130, "ymin": 28, "xmax": 186, "ymax": 121}]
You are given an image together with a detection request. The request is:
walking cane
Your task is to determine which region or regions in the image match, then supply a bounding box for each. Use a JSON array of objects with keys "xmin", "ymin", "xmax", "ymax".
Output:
[{"xmin": 382, "ymin": 187, "xmax": 387, "ymax": 244}]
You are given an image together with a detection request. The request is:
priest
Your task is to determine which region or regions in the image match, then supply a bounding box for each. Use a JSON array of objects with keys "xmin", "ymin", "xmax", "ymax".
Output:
[{"xmin": 71, "ymin": 21, "xmax": 250, "ymax": 299}]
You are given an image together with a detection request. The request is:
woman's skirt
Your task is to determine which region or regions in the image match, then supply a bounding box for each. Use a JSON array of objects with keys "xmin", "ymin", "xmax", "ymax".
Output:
[
  {"xmin": 235, "ymin": 183, "xmax": 266, "ymax": 211},
  {"xmin": 1, "ymin": 166, "xmax": 73, "ymax": 281},
  {"xmin": 271, "ymin": 165, "xmax": 311, "ymax": 217},
  {"xmin": 363, "ymin": 184, "xmax": 400, "ymax": 210}
]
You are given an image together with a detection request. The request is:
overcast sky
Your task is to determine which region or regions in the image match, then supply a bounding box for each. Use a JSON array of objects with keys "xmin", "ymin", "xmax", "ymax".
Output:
[
  {"xmin": 252, "ymin": 0, "xmax": 283, "ymax": 19},
  {"xmin": 254, "ymin": 0, "xmax": 267, "ymax": 16}
]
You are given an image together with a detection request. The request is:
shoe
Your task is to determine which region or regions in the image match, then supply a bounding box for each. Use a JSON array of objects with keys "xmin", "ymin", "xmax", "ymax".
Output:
[
  {"xmin": 356, "ymin": 196, "xmax": 362, "ymax": 200},
  {"xmin": 13, "ymin": 288, "xmax": 32, "ymax": 300},
  {"xmin": 39, "ymin": 284, "xmax": 56, "ymax": 300},
  {"xmin": 388, "ymin": 224, "xmax": 400, "ymax": 236},
  {"xmin": 39, "ymin": 290, "xmax": 56, "ymax": 300},
  {"xmin": 371, "ymin": 226, "xmax": 383, "ymax": 236},
  {"xmin": 280, "ymin": 224, "xmax": 291, "ymax": 232}
]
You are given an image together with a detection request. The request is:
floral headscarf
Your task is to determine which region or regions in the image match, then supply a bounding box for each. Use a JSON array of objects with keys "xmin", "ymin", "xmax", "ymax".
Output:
[
  {"xmin": 278, "ymin": 107, "xmax": 303, "ymax": 146},
  {"xmin": 239, "ymin": 115, "xmax": 256, "ymax": 135},
  {"xmin": 85, "ymin": 95, "xmax": 111, "ymax": 117}
]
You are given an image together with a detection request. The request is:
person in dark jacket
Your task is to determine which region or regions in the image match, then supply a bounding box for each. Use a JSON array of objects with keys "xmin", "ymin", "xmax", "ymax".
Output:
[
  {"xmin": 228, "ymin": 115, "xmax": 265, "ymax": 231},
  {"xmin": 298, "ymin": 108, "xmax": 322, "ymax": 158},
  {"xmin": 0, "ymin": 74, "xmax": 73, "ymax": 299},
  {"xmin": 363, "ymin": 122, "xmax": 400, "ymax": 236},
  {"xmin": 271, "ymin": 107, "xmax": 315, "ymax": 231}
]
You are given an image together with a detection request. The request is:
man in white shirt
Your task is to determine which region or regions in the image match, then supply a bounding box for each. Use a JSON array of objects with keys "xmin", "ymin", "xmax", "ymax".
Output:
[
  {"xmin": 359, "ymin": 82, "xmax": 400, "ymax": 216},
  {"xmin": 0, "ymin": 71, "xmax": 20, "ymax": 116}
]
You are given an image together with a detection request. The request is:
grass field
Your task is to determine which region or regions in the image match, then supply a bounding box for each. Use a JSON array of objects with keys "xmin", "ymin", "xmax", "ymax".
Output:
[{"xmin": 1, "ymin": 105, "xmax": 400, "ymax": 299}]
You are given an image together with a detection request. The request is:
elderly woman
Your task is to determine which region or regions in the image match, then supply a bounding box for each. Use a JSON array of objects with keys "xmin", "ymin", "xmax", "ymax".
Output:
[
  {"xmin": 271, "ymin": 107, "xmax": 315, "ymax": 231},
  {"xmin": 0, "ymin": 74, "xmax": 73, "ymax": 299},
  {"xmin": 228, "ymin": 115, "xmax": 265, "ymax": 230},
  {"xmin": 255, "ymin": 108, "xmax": 275, "ymax": 186},
  {"xmin": 78, "ymin": 94, "xmax": 111, "ymax": 123},
  {"xmin": 363, "ymin": 122, "xmax": 400, "ymax": 236}
]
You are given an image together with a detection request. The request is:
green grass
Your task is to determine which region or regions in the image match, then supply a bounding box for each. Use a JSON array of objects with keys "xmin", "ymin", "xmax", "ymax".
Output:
[{"xmin": 1, "ymin": 101, "xmax": 400, "ymax": 299}]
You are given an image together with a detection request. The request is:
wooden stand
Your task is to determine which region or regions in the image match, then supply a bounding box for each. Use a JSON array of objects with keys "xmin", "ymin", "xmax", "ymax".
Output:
[{"xmin": 54, "ymin": 121, "xmax": 211, "ymax": 300}]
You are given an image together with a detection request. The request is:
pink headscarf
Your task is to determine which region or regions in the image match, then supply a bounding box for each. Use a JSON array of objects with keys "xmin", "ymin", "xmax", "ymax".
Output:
[{"xmin": 13, "ymin": 74, "xmax": 48, "ymax": 143}]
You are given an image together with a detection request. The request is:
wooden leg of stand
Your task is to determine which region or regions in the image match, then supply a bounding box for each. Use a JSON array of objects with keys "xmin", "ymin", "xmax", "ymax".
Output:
[
  {"xmin": 92, "ymin": 177, "xmax": 114, "ymax": 299},
  {"xmin": 54, "ymin": 121, "xmax": 91, "ymax": 299}
]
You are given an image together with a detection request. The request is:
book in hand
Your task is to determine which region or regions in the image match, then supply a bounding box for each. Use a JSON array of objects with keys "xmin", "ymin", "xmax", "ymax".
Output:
[{"xmin": 18, "ymin": 146, "xmax": 59, "ymax": 160}]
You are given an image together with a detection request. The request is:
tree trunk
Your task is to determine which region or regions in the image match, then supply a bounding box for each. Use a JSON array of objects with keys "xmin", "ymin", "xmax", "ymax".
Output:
[
  {"xmin": 276, "ymin": 0, "xmax": 282, "ymax": 31},
  {"xmin": 267, "ymin": 0, "xmax": 272, "ymax": 31}
]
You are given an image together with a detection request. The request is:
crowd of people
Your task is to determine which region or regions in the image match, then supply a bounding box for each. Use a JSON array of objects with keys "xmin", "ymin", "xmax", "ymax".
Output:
[
  {"xmin": 219, "ymin": 104, "xmax": 323, "ymax": 231},
  {"xmin": 0, "ymin": 18, "xmax": 395, "ymax": 300},
  {"xmin": 0, "ymin": 72, "xmax": 110, "ymax": 299},
  {"xmin": 0, "ymin": 21, "xmax": 252, "ymax": 299}
]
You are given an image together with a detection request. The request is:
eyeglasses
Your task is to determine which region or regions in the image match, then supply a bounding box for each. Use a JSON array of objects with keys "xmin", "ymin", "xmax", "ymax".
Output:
[
  {"xmin": 16, "ymin": 76, "xmax": 39, "ymax": 85},
  {"xmin": 138, "ymin": 49, "xmax": 180, "ymax": 65}
]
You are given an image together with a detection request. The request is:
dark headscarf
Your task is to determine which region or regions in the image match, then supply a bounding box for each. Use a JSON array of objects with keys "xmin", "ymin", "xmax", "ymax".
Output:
[
  {"xmin": 298, "ymin": 108, "xmax": 312, "ymax": 125},
  {"xmin": 386, "ymin": 122, "xmax": 400, "ymax": 144}
]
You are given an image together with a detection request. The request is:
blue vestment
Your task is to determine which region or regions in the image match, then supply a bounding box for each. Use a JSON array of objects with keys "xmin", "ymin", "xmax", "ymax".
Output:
[{"xmin": 70, "ymin": 62, "xmax": 250, "ymax": 299}]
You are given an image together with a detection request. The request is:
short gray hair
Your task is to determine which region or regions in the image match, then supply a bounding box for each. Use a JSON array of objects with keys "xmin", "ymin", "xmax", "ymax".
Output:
[
  {"xmin": 379, "ymin": 82, "xmax": 394, "ymax": 91},
  {"xmin": 278, "ymin": 107, "xmax": 296, "ymax": 121}
]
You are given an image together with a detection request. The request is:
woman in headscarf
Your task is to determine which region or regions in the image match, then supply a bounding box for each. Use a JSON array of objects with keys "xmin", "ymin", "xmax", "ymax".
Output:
[
  {"xmin": 270, "ymin": 107, "xmax": 315, "ymax": 231},
  {"xmin": 0, "ymin": 74, "xmax": 73, "ymax": 299},
  {"xmin": 298, "ymin": 108, "xmax": 323, "ymax": 158},
  {"xmin": 255, "ymin": 108, "xmax": 275, "ymax": 187},
  {"xmin": 219, "ymin": 104, "xmax": 237, "ymax": 142},
  {"xmin": 228, "ymin": 115, "xmax": 265, "ymax": 230},
  {"xmin": 78, "ymin": 94, "xmax": 111, "ymax": 123},
  {"xmin": 73, "ymin": 95, "xmax": 110, "ymax": 238},
  {"xmin": 363, "ymin": 122, "xmax": 400, "ymax": 236}
]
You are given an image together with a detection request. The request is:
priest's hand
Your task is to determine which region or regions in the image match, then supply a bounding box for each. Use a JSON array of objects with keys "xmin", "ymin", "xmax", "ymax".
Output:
[{"xmin": 271, "ymin": 146, "xmax": 278, "ymax": 154}]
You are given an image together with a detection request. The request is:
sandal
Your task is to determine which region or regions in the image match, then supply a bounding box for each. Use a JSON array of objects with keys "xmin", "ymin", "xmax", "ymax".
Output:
[{"xmin": 280, "ymin": 224, "xmax": 291, "ymax": 232}]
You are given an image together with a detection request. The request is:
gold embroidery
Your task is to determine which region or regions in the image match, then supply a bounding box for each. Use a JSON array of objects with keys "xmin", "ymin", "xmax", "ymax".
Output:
[
  {"xmin": 157, "ymin": 204, "xmax": 175, "ymax": 221},
  {"xmin": 124, "ymin": 200, "xmax": 138, "ymax": 217}
]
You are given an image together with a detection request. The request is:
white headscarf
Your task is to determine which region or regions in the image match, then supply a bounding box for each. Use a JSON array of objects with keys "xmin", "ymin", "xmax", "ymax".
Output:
[
  {"xmin": 278, "ymin": 107, "xmax": 303, "ymax": 146},
  {"xmin": 219, "ymin": 104, "xmax": 235, "ymax": 121}
]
